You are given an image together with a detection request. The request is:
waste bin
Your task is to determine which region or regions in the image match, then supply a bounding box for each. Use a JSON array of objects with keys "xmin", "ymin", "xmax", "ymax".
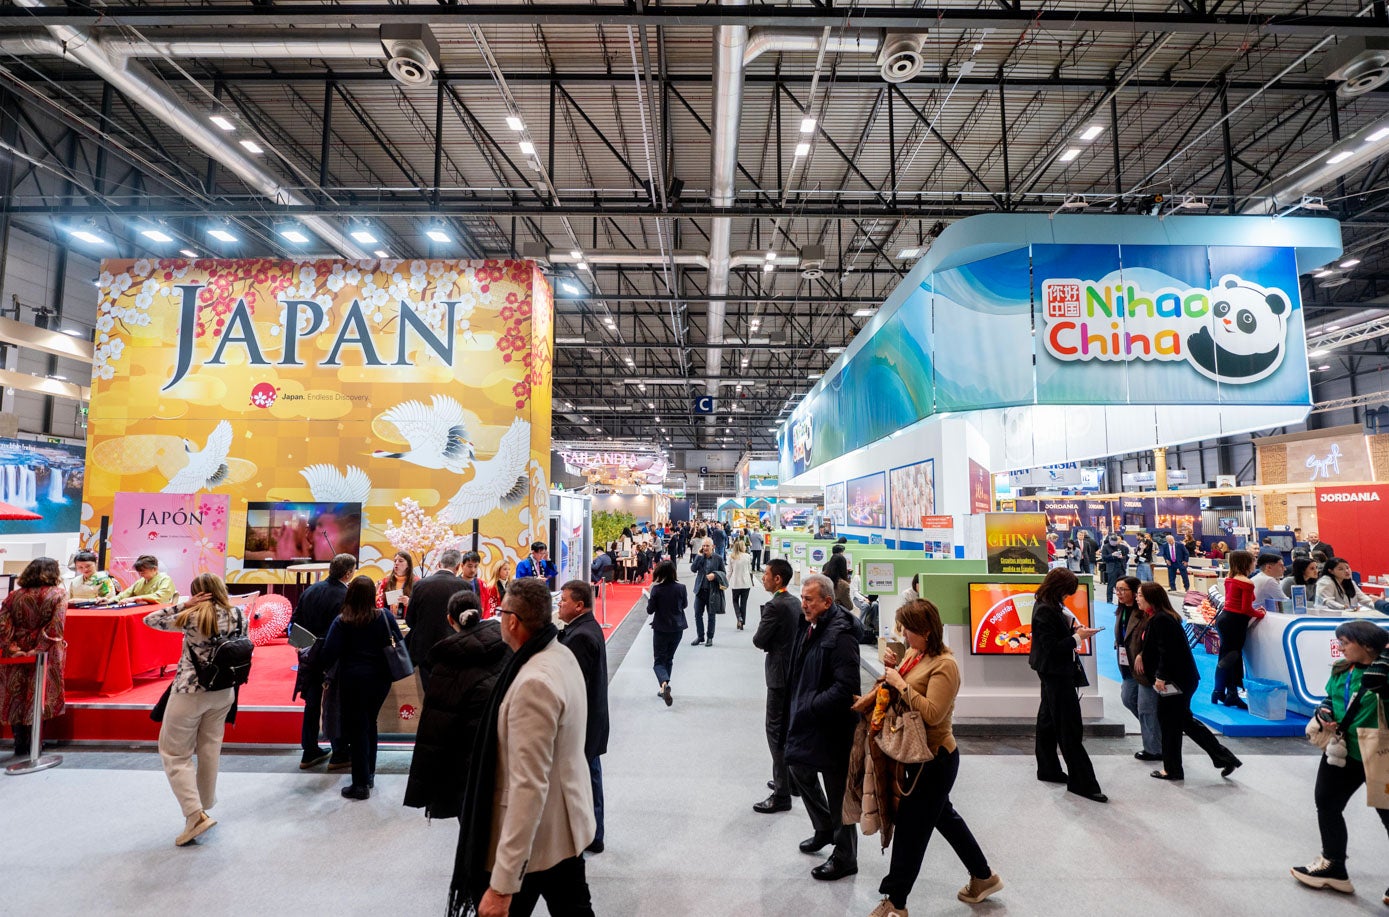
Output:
[{"xmin": 1245, "ymin": 677, "xmax": 1288, "ymax": 721}]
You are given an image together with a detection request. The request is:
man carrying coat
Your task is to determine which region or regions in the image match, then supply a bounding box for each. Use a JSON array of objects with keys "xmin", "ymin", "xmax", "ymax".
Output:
[
  {"xmin": 752, "ymin": 558, "xmax": 801, "ymax": 815},
  {"xmin": 690, "ymin": 539, "xmax": 725, "ymax": 647},
  {"xmin": 785, "ymin": 573, "xmax": 861, "ymax": 881},
  {"xmin": 557, "ymin": 580, "xmax": 610, "ymax": 855}
]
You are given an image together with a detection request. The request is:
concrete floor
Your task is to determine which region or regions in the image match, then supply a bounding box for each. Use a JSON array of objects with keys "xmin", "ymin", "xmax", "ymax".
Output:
[{"xmin": 4, "ymin": 564, "xmax": 1388, "ymax": 916}]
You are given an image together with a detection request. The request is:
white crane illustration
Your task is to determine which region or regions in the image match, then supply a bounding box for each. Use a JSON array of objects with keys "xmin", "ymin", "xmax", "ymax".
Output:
[
  {"xmin": 300, "ymin": 464, "xmax": 373, "ymax": 505},
  {"xmin": 439, "ymin": 419, "xmax": 531, "ymax": 524},
  {"xmin": 371, "ymin": 394, "xmax": 475, "ymax": 473},
  {"xmin": 161, "ymin": 420, "xmax": 234, "ymax": 494}
]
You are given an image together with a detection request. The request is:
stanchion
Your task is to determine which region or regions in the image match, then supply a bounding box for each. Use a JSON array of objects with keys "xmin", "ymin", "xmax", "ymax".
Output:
[
  {"xmin": 597, "ymin": 580, "xmax": 613, "ymax": 630},
  {"xmin": 5, "ymin": 651, "xmax": 63, "ymax": 776}
]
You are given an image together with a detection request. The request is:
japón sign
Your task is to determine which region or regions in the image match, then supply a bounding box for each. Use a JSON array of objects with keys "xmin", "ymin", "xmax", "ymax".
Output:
[{"xmin": 1041, "ymin": 273, "xmax": 1294, "ymax": 385}]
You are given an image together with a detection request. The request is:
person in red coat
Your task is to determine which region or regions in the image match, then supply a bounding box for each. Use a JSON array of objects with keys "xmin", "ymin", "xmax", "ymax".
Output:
[
  {"xmin": 0, "ymin": 557, "xmax": 66, "ymax": 758},
  {"xmin": 1215, "ymin": 550, "xmax": 1265, "ymax": 709}
]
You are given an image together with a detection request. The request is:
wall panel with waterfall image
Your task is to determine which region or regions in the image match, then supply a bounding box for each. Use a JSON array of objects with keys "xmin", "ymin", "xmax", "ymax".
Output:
[
  {"xmin": 84, "ymin": 258, "xmax": 553, "ymax": 584},
  {"xmin": 0, "ymin": 438, "xmax": 86, "ymax": 535}
]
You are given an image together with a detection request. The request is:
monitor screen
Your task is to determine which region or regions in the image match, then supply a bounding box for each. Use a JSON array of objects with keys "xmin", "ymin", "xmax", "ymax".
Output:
[
  {"xmin": 969, "ymin": 582, "xmax": 1092, "ymax": 656},
  {"xmin": 243, "ymin": 501, "xmax": 362, "ymax": 568},
  {"xmin": 1265, "ymin": 532, "xmax": 1295, "ymax": 553}
]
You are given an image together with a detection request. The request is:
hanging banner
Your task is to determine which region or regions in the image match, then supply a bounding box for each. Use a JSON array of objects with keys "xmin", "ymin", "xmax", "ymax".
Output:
[
  {"xmin": 110, "ymin": 492, "xmax": 230, "ymax": 595},
  {"xmin": 1316, "ymin": 485, "xmax": 1389, "ymax": 582},
  {"xmin": 985, "ymin": 512, "xmax": 1049, "ymax": 575}
]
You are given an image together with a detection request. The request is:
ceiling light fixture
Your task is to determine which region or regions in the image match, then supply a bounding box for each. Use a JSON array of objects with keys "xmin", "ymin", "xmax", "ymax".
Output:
[
  {"xmin": 1313, "ymin": 269, "xmax": 1334, "ymax": 278},
  {"xmin": 374, "ymin": 249, "xmax": 389, "ymax": 258},
  {"xmin": 1079, "ymin": 125, "xmax": 1104, "ymax": 141},
  {"xmin": 1327, "ymin": 150, "xmax": 1355, "ymax": 165},
  {"xmin": 1058, "ymin": 148, "xmax": 1081, "ymax": 163},
  {"xmin": 506, "ymin": 115, "xmax": 525, "ymax": 131},
  {"xmin": 239, "ymin": 139, "xmax": 264, "ymax": 155},
  {"xmin": 765, "ymin": 250, "xmax": 777, "ymax": 261},
  {"xmin": 426, "ymin": 227, "xmax": 450, "ymax": 243},
  {"xmin": 763, "ymin": 263, "xmax": 774, "ymax": 273},
  {"xmin": 561, "ymin": 281, "xmax": 581, "ymax": 295},
  {"xmin": 853, "ymin": 308, "xmax": 876, "ymax": 317},
  {"xmin": 279, "ymin": 227, "xmax": 310, "ymax": 244},
  {"xmin": 897, "ymin": 247, "xmax": 920, "ymax": 259},
  {"xmin": 794, "ymin": 142, "xmax": 811, "ymax": 158},
  {"xmin": 179, "ymin": 249, "xmax": 198, "ymax": 258},
  {"xmin": 519, "ymin": 140, "xmax": 536, "ymax": 156},
  {"xmin": 808, "ymin": 372, "xmax": 822, "ymax": 380},
  {"xmin": 207, "ymin": 228, "xmax": 238, "ymax": 243},
  {"xmin": 1341, "ymin": 259, "xmax": 1361, "ymax": 269},
  {"xmin": 140, "ymin": 228, "xmax": 174, "ymax": 243},
  {"xmin": 209, "ymin": 114, "xmax": 235, "ymax": 132},
  {"xmin": 350, "ymin": 228, "xmax": 378, "ymax": 245},
  {"xmin": 577, "ymin": 261, "xmax": 590, "ymax": 271},
  {"xmin": 800, "ymin": 117, "xmax": 816, "ymax": 133},
  {"xmin": 1367, "ymin": 127, "xmax": 1389, "ymax": 143},
  {"xmin": 827, "ymin": 346, "xmax": 844, "ymax": 354}
]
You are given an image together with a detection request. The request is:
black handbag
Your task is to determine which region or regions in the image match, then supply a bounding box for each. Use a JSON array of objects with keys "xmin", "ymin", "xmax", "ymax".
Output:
[
  {"xmin": 1072, "ymin": 657, "xmax": 1090, "ymax": 688},
  {"xmin": 150, "ymin": 684, "xmax": 172, "ymax": 722},
  {"xmin": 383, "ymin": 615, "xmax": 414, "ymax": 681}
]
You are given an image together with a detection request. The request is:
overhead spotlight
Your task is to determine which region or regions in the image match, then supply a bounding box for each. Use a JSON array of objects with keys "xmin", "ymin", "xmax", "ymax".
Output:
[
  {"xmin": 506, "ymin": 115, "xmax": 525, "ymax": 131},
  {"xmin": 140, "ymin": 228, "xmax": 174, "ymax": 243},
  {"xmin": 68, "ymin": 227, "xmax": 106, "ymax": 245},
  {"xmin": 239, "ymin": 139, "xmax": 264, "ymax": 155},
  {"xmin": 207, "ymin": 228, "xmax": 238, "ymax": 243},
  {"xmin": 749, "ymin": 319, "xmax": 760, "ymax": 330},
  {"xmin": 1079, "ymin": 125, "xmax": 1104, "ymax": 141},
  {"xmin": 209, "ymin": 114, "xmax": 236, "ymax": 132},
  {"xmin": 426, "ymin": 225, "xmax": 450, "ymax": 243},
  {"xmin": 279, "ymin": 226, "xmax": 310, "ymax": 244},
  {"xmin": 350, "ymin": 227, "xmax": 379, "ymax": 245},
  {"xmin": 1058, "ymin": 148, "xmax": 1081, "ymax": 163}
]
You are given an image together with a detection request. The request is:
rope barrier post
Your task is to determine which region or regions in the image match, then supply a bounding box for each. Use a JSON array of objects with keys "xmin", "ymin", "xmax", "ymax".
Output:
[
  {"xmin": 598, "ymin": 579, "xmax": 612, "ymax": 630},
  {"xmin": 6, "ymin": 651, "xmax": 62, "ymax": 776}
]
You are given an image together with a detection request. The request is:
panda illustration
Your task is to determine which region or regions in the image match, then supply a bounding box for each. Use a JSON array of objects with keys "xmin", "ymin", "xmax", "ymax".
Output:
[{"xmin": 1185, "ymin": 276, "xmax": 1291, "ymax": 384}]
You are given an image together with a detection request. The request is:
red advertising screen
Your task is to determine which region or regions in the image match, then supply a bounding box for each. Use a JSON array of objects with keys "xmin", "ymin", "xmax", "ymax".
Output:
[{"xmin": 968, "ymin": 582, "xmax": 1092, "ymax": 656}]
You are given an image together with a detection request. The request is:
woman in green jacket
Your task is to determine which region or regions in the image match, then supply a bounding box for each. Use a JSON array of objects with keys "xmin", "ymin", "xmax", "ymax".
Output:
[{"xmin": 1292, "ymin": 619, "xmax": 1389, "ymax": 899}]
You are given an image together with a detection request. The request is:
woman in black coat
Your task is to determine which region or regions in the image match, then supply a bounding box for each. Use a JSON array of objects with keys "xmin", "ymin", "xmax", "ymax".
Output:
[
  {"xmin": 403, "ymin": 591, "xmax": 511, "ymax": 818},
  {"xmin": 646, "ymin": 560, "xmax": 687, "ymax": 706},
  {"xmin": 1028, "ymin": 568, "xmax": 1106, "ymax": 803},
  {"xmin": 1136, "ymin": 583, "xmax": 1241, "ymax": 782}
]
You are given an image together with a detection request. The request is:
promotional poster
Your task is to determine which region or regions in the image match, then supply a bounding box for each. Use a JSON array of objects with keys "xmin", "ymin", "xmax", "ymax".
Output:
[
  {"xmin": 85, "ymin": 258, "xmax": 553, "ymax": 584},
  {"xmin": 823, "ymin": 481, "xmax": 847, "ymax": 527},
  {"xmin": 889, "ymin": 459, "xmax": 935, "ymax": 530},
  {"xmin": 0, "ymin": 437, "xmax": 86, "ymax": 535},
  {"xmin": 970, "ymin": 582, "xmax": 1092, "ymax": 655},
  {"xmin": 968, "ymin": 459, "xmax": 992, "ymax": 515},
  {"xmin": 985, "ymin": 512, "xmax": 1049, "ymax": 574},
  {"xmin": 846, "ymin": 472, "xmax": 888, "ymax": 528},
  {"xmin": 109, "ymin": 492, "xmax": 230, "ymax": 594}
]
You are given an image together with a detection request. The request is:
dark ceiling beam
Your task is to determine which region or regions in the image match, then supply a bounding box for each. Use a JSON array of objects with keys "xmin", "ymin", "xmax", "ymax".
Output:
[{"xmin": 4, "ymin": 6, "xmax": 1380, "ymax": 36}]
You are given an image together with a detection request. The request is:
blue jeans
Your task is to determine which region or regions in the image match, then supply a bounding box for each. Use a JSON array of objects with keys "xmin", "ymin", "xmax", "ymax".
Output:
[
  {"xmin": 1136, "ymin": 562, "xmax": 1153, "ymax": 583},
  {"xmin": 1120, "ymin": 675, "xmax": 1162, "ymax": 756}
]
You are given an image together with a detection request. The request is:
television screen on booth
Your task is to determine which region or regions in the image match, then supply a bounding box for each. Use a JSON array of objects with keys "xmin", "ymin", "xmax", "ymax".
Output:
[
  {"xmin": 243, "ymin": 501, "xmax": 362, "ymax": 568},
  {"xmin": 1266, "ymin": 532, "xmax": 1295, "ymax": 553},
  {"xmin": 968, "ymin": 582, "xmax": 1092, "ymax": 656}
]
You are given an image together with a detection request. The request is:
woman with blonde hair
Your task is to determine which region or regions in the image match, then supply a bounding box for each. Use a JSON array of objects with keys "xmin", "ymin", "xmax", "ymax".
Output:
[
  {"xmin": 728, "ymin": 538, "xmax": 753, "ymax": 630},
  {"xmin": 868, "ymin": 599, "xmax": 1002, "ymax": 915},
  {"xmin": 144, "ymin": 573, "xmax": 248, "ymax": 846},
  {"xmin": 480, "ymin": 559, "xmax": 512, "ymax": 618}
]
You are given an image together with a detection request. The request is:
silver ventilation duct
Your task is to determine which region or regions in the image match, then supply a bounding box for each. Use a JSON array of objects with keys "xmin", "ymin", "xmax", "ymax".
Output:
[
  {"xmin": 707, "ymin": 15, "xmax": 748, "ymax": 436},
  {"xmin": 743, "ymin": 29, "xmax": 878, "ymax": 67},
  {"xmin": 0, "ymin": 29, "xmax": 384, "ymax": 59},
  {"xmin": 1240, "ymin": 118, "xmax": 1389, "ymax": 214}
]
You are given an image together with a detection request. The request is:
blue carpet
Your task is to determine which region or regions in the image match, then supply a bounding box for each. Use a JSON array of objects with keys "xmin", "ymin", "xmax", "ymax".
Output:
[{"xmin": 1094, "ymin": 602, "xmax": 1309, "ymax": 738}]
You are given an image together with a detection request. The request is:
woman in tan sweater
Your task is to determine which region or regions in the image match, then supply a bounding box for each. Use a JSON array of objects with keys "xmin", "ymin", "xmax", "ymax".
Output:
[{"xmin": 871, "ymin": 599, "xmax": 1003, "ymax": 917}]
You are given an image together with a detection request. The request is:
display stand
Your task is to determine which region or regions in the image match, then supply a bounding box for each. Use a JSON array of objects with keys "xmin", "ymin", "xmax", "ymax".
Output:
[{"xmin": 4, "ymin": 652, "xmax": 63, "ymax": 776}]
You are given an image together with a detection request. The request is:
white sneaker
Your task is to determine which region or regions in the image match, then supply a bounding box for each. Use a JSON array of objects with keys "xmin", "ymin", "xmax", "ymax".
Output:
[
  {"xmin": 958, "ymin": 872, "xmax": 1003, "ymax": 904},
  {"xmin": 1291, "ymin": 855, "xmax": 1354, "ymax": 894}
]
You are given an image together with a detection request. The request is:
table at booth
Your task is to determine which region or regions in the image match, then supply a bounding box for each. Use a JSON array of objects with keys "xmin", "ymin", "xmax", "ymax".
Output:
[
  {"xmin": 1246, "ymin": 610, "xmax": 1389, "ymax": 716},
  {"xmin": 64, "ymin": 603, "xmax": 182, "ymax": 696}
]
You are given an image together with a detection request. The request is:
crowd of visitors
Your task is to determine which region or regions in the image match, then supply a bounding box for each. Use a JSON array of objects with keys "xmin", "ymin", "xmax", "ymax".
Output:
[{"xmin": 10, "ymin": 513, "xmax": 1389, "ymax": 916}]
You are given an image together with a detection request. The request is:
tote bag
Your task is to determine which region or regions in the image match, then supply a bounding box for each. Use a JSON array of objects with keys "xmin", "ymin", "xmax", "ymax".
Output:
[
  {"xmin": 383, "ymin": 616, "xmax": 414, "ymax": 682},
  {"xmin": 1359, "ymin": 698, "xmax": 1389, "ymax": 809},
  {"xmin": 874, "ymin": 702, "xmax": 934, "ymax": 764}
]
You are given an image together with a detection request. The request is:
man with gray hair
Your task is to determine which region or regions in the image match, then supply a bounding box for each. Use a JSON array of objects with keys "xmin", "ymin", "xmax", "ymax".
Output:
[
  {"xmin": 407, "ymin": 548, "xmax": 471, "ymax": 691},
  {"xmin": 784, "ymin": 572, "xmax": 861, "ymax": 881}
]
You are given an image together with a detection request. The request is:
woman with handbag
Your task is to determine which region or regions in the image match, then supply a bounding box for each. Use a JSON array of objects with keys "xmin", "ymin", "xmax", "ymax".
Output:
[
  {"xmin": 868, "ymin": 599, "xmax": 1002, "ymax": 916},
  {"xmin": 1291, "ymin": 619, "xmax": 1389, "ymax": 896},
  {"xmin": 319, "ymin": 575, "xmax": 407, "ymax": 800},
  {"xmin": 143, "ymin": 573, "xmax": 247, "ymax": 846},
  {"xmin": 0, "ymin": 557, "xmax": 67, "ymax": 760},
  {"xmin": 1113, "ymin": 576, "xmax": 1162, "ymax": 762},
  {"xmin": 1135, "ymin": 583, "xmax": 1241, "ymax": 782},
  {"xmin": 1029, "ymin": 567, "xmax": 1106, "ymax": 803}
]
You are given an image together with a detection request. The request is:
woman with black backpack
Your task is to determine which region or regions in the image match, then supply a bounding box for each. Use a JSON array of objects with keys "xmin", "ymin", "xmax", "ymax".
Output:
[
  {"xmin": 144, "ymin": 573, "xmax": 248, "ymax": 847},
  {"xmin": 319, "ymin": 575, "xmax": 406, "ymax": 800}
]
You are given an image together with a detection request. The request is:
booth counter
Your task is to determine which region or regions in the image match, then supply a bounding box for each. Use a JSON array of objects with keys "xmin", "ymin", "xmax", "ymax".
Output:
[{"xmin": 1246, "ymin": 611, "xmax": 1389, "ymax": 716}]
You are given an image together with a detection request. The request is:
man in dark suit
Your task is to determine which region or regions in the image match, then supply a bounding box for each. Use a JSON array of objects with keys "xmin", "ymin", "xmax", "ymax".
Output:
[
  {"xmin": 557, "ymin": 579, "xmax": 610, "ymax": 855},
  {"xmin": 785, "ymin": 573, "xmax": 860, "ymax": 882},
  {"xmin": 406, "ymin": 548, "xmax": 471, "ymax": 691},
  {"xmin": 711, "ymin": 523, "xmax": 728, "ymax": 560},
  {"xmin": 291, "ymin": 552, "xmax": 356, "ymax": 769},
  {"xmin": 1308, "ymin": 532, "xmax": 1336, "ymax": 561},
  {"xmin": 1162, "ymin": 534, "xmax": 1190, "ymax": 591},
  {"xmin": 690, "ymin": 539, "xmax": 725, "ymax": 647},
  {"xmin": 752, "ymin": 558, "xmax": 800, "ymax": 814}
]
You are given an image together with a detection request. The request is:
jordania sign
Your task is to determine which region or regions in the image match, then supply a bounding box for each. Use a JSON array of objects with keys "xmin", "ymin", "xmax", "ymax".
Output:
[
  {"xmin": 1042, "ymin": 273, "xmax": 1294, "ymax": 385},
  {"xmin": 1319, "ymin": 492, "xmax": 1382, "ymax": 503}
]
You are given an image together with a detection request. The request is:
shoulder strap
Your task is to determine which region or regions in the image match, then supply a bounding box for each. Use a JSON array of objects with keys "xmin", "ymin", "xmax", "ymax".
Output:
[{"xmin": 1340, "ymin": 684, "xmax": 1370, "ymax": 735}]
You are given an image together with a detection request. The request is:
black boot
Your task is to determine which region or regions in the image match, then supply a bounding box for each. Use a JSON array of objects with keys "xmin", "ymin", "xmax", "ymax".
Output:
[{"xmin": 11, "ymin": 724, "xmax": 31, "ymax": 757}]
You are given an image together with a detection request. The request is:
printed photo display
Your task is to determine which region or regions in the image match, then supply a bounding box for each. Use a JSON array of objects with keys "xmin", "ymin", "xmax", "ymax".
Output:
[{"xmin": 888, "ymin": 459, "xmax": 935, "ymax": 530}]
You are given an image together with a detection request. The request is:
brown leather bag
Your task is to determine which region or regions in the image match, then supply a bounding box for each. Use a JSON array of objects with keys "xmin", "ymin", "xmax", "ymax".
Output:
[{"xmin": 875, "ymin": 701, "xmax": 934, "ymax": 764}]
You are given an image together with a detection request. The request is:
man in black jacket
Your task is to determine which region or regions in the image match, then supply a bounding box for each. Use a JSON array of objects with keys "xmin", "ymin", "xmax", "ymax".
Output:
[
  {"xmin": 690, "ymin": 539, "xmax": 725, "ymax": 647},
  {"xmin": 291, "ymin": 552, "xmax": 356, "ymax": 769},
  {"xmin": 406, "ymin": 548, "xmax": 471, "ymax": 691},
  {"xmin": 785, "ymin": 573, "xmax": 860, "ymax": 881},
  {"xmin": 752, "ymin": 558, "xmax": 801, "ymax": 815},
  {"xmin": 557, "ymin": 579, "xmax": 610, "ymax": 855}
]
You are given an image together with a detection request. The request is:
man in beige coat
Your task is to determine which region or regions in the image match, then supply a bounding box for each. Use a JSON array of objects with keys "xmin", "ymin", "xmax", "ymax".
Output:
[{"xmin": 479, "ymin": 577, "xmax": 596, "ymax": 917}]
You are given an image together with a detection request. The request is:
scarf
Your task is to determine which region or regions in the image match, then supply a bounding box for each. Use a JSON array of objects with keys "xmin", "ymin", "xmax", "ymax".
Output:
[{"xmin": 448, "ymin": 622, "xmax": 558, "ymax": 917}]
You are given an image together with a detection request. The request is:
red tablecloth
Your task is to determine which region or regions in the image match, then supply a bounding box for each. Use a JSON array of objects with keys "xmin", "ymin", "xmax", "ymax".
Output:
[{"xmin": 64, "ymin": 604, "xmax": 183, "ymax": 696}]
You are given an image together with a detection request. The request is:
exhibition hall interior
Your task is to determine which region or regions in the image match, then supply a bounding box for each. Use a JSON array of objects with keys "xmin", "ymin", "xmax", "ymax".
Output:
[{"xmin": 7, "ymin": 2, "xmax": 1389, "ymax": 915}]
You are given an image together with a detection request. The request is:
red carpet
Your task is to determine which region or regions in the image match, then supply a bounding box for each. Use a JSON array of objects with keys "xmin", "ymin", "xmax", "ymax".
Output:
[{"xmin": 595, "ymin": 581, "xmax": 649, "ymax": 638}]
